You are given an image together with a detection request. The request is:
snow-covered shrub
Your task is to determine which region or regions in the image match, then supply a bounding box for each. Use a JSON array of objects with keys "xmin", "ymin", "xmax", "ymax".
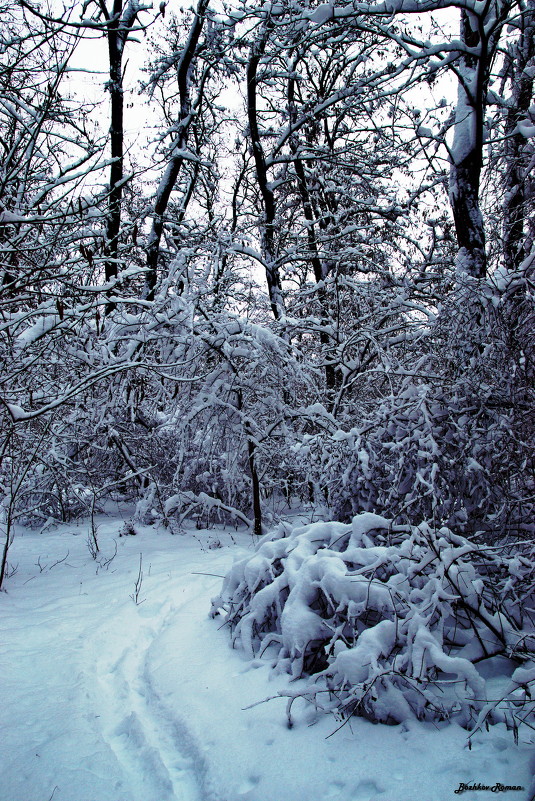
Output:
[
  {"xmin": 154, "ymin": 312, "xmax": 316, "ymax": 532},
  {"xmin": 324, "ymin": 276, "xmax": 534, "ymax": 540},
  {"xmin": 211, "ymin": 514, "xmax": 535, "ymax": 730},
  {"xmin": 327, "ymin": 379, "xmax": 532, "ymax": 537},
  {"xmin": 164, "ymin": 489, "xmax": 255, "ymax": 532},
  {"xmin": 0, "ymin": 416, "xmax": 94, "ymax": 527},
  {"xmin": 167, "ymin": 411, "xmax": 254, "ymax": 529}
]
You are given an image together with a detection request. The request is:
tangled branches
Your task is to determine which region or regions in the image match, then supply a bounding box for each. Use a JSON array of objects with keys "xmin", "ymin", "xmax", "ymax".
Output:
[{"xmin": 211, "ymin": 514, "xmax": 534, "ymax": 734}]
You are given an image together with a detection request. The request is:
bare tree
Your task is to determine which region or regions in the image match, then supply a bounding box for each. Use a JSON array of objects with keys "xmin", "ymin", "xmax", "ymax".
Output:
[
  {"xmin": 246, "ymin": 10, "xmax": 285, "ymax": 321},
  {"xmin": 143, "ymin": 0, "xmax": 214, "ymax": 300},
  {"xmin": 99, "ymin": 0, "xmax": 150, "ymax": 287},
  {"xmin": 18, "ymin": 0, "xmax": 153, "ymax": 294},
  {"xmin": 501, "ymin": 0, "xmax": 535, "ymax": 270}
]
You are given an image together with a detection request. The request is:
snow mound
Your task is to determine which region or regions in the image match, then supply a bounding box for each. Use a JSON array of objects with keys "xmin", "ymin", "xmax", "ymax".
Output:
[{"xmin": 211, "ymin": 514, "xmax": 535, "ymax": 733}]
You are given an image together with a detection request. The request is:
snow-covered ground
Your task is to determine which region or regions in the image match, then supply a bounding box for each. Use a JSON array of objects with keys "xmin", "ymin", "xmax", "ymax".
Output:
[{"xmin": 1, "ymin": 515, "xmax": 533, "ymax": 801}]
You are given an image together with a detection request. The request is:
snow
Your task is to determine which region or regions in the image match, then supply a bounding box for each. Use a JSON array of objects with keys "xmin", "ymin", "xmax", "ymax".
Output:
[
  {"xmin": 0, "ymin": 210, "xmax": 28, "ymax": 224},
  {"xmin": 416, "ymin": 124, "xmax": 434, "ymax": 138},
  {"xmin": 15, "ymin": 312, "xmax": 59, "ymax": 350},
  {"xmin": 308, "ymin": 2, "xmax": 335, "ymax": 23},
  {"xmin": 1, "ymin": 515, "xmax": 533, "ymax": 801},
  {"xmin": 451, "ymin": 80, "xmax": 476, "ymax": 166},
  {"xmin": 5, "ymin": 402, "xmax": 30, "ymax": 421},
  {"xmin": 517, "ymin": 119, "xmax": 535, "ymax": 138},
  {"xmin": 330, "ymin": 620, "xmax": 397, "ymax": 684}
]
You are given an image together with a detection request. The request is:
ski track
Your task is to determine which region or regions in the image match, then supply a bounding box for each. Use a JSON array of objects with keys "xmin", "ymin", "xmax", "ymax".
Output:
[
  {"xmin": 0, "ymin": 531, "xmax": 222, "ymax": 801},
  {"xmin": 4, "ymin": 526, "xmax": 532, "ymax": 801},
  {"xmin": 84, "ymin": 585, "xmax": 212, "ymax": 801}
]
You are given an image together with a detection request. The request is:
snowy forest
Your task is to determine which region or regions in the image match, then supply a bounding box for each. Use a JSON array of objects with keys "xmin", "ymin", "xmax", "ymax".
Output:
[{"xmin": 1, "ymin": 0, "xmax": 535, "ymax": 797}]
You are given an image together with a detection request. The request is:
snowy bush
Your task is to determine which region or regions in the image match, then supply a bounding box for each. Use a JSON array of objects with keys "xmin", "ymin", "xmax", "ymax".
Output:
[
  {"xmin": 211, "ymin": 514, "xmax": 535, "ymax": 732},
  {"xmin": 328, "ymin": 378, "xmax": 533, "ymax": 538},
  {"xmin": 324, "ymin": 276, "xmax": 534, "ymax": 541}
]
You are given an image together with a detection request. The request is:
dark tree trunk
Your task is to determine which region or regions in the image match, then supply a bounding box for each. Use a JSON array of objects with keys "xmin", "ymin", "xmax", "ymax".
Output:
[
  {"xmin": 236, "ymin": 390, "xmax": 262, "ymax": 537},
  {"xmin": 287, "ymin": 64, "xmax": 336, "ymax": 398},
  {"xmin": 105, "ymin": 24, "xmax": 124, "ymax": 285},
  {"xmin": 0, "ymin": 511, "xmax": 13, "ymax": 590},
  {"xmin": 247, "ymin": 436, "xmax": 262, "ymax": 536},
  {"xmin": 145, "ymin": 0, "xmax": 209, "ymax": 300},
  {"xmin": 449, "ymin": 153, "xmax": 486, "ymax": 278},
  {"xmin": 503, "ymin": 0, "xmax": 535, "ymax": 270},
  {"xmin": 247, "ymin": 17, "xmax": 284, "ymax": 321},
  {"xmin": 449, "ymin": 9, "xmax": 487, "ymax": 279},
  {"xmin": 100, "ymin": 0, "xmax": 141, "ymax": 310}
]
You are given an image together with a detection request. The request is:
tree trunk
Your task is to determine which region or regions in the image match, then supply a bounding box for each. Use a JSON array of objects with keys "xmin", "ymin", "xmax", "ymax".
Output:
[
  {"xmin": 236, "ymin": 390, "xmax": 262, "ymax": 536},
  {"xmin": 145, "ymin": 0, "xmax": 209, "ymax": 300},
  {"xmin": 503, "ymin": 0, "xmax": 535, "ymax": 270},
  {"xmin": 449, "ymin": 9, "xmax": 487, "ymax": 279},
  {"xmin": 0, "ymin": 509, "xmax": 14, "ymax": 590},
  {"xmin": 105, "ymin": 23, "xmax": 124, "ymax": 286},
  {"xmin": 287, "ymin": 63, "xmax": 336, "ymax": 398},
  {"xmin": 247, "ymin": 17, "xmax": 285, "ymax": 321},
  {"xmin": 102, "ymin": 0, "xmax": 142, "ymax": 309},
  {"xmin": 247, "ymin": 436, "xmax": 262, "ymax": 536}
]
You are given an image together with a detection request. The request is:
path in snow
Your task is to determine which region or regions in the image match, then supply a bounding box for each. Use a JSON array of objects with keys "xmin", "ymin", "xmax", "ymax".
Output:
[
  {"xmin": 86, "ymin": 593, "xmax": 206, "ymax": 801},
  {"xmin": 1, "ymin": 519, "xmax": 223, "ymax": 801},
  {"xmin": 1, "ymin": 518, "xmax": 533, "ymax": 801}
]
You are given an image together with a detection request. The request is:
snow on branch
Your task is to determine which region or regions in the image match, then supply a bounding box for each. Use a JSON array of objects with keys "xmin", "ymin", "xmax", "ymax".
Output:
[{"xmin": 212, "ymin": 514, "xmax": 535, "ymax": 733}]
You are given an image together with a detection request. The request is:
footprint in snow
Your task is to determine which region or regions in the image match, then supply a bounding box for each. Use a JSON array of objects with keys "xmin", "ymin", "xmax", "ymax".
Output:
[{"xmin": 352, "ymin": 779, "xmax": 385, "ymax": 798}]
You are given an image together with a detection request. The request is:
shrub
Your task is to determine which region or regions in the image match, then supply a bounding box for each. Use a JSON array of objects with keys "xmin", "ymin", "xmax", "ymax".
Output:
[{"xmin": 211, "ymin": 513, "xmax": 535, "ymax": 733}]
